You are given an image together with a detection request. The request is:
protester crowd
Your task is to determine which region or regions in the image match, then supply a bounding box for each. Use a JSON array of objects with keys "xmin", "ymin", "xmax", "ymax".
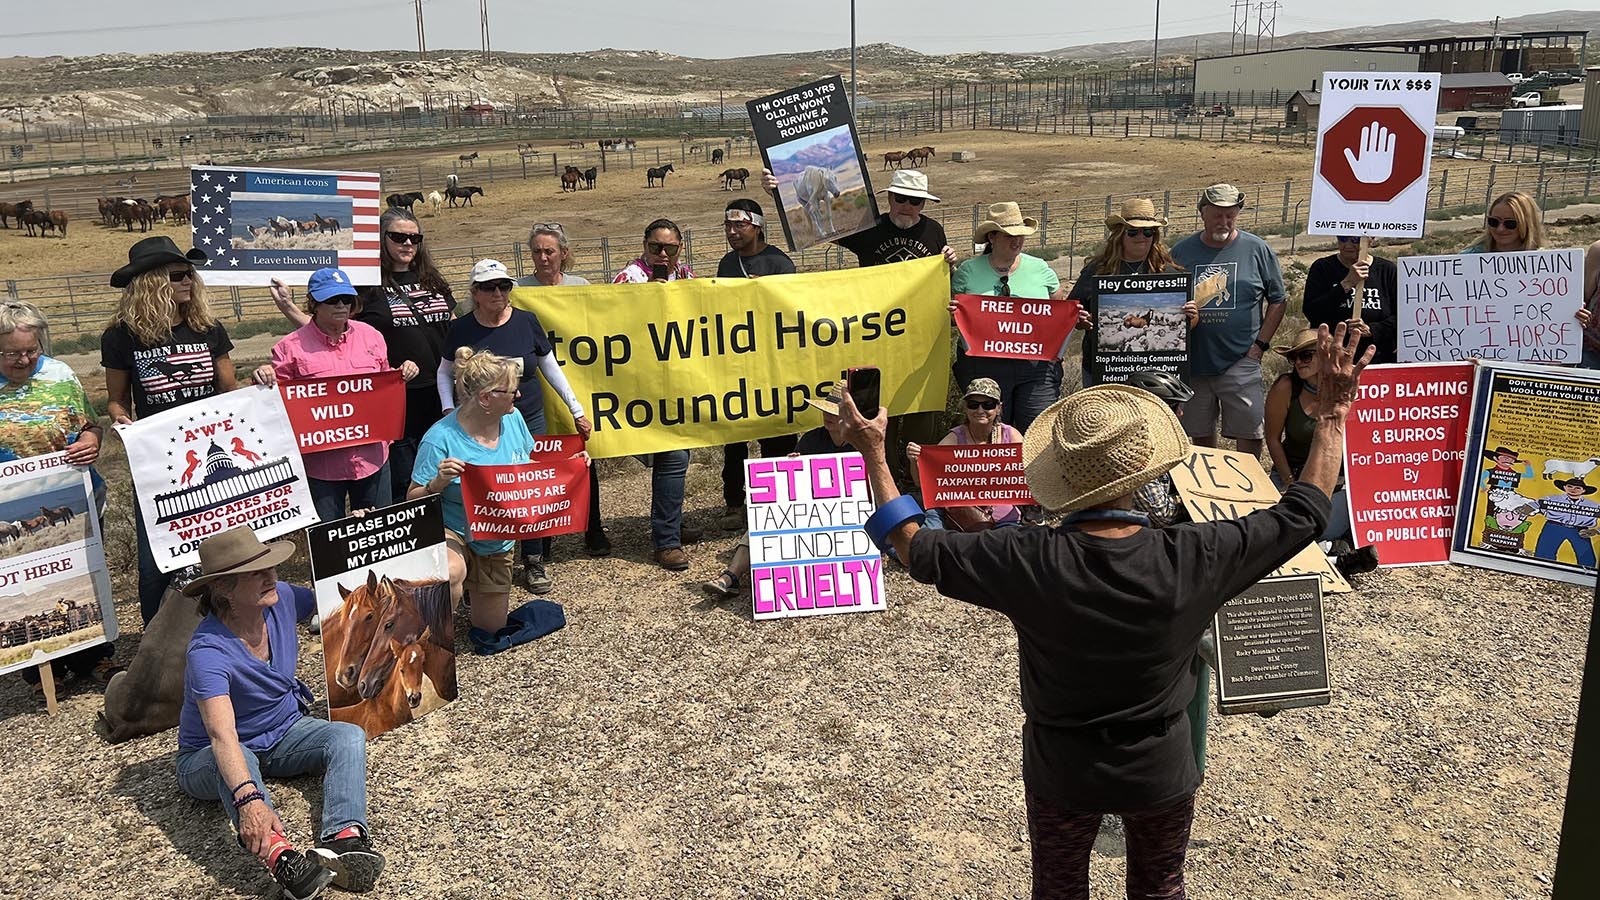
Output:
[{"xmin": 0, "ymin": 162, "xmax": 1594, "ymax": 900}]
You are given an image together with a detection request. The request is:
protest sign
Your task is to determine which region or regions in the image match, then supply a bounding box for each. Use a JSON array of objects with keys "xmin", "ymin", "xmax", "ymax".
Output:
[
  {"xmin": 745, "ymin": 452, "xmax": 886, "ymax": 620},
  {"xmin": 517, "ymin": 255, "xmax": 950, "ymax": 458},
  {"xmin": 952, "ymin": 294, "xmax": 1079, "ymax": 361},
  {"xmin": 115, "ymin": 385, "xmax": 316, "ymax": 572},
  {"xmin": 1398, "ymin": 249, "xmax": 1584, "ymax": 364},
  {"xmin": 1345, "ymin": 362, "xmax": 1473, "ymax": 565},
  {"xmin": 191, "ymin": 164, "xmax": 381, "ymax": 286},
  {"xmin": 1450, "ymin": 361, "xmax": 1600, "ymax": 587},
  {"xmin": 915, "ymin": 443, "xmax": 1032, "ymax": 508},
  {"xmin": 1084, "ymin": 272, "xmax": 1192, "ymax": 384},
  {"xmin": 280, "ymin": 370, "xmax": 405, "ymax": 454},
  {"xmin": 1168, "ymin": 446, "xmax": 1353, "ymax": 594},
  {"xmin": 1213, "ymin": 575, "xmax": 1332, "ymax": 714},
  {"xmin": 461, "ymin": 434, "xmax": 590, "ymax": 541},
  {"xmin": 0, "ymin": 453, "xmax": 115, "ymax": 679},
  {"xmin": 747, "ymin": 76, "xmax": 877, "ymax": 251},
  {"xmin": 307, "ymin": 497, "xmax": 456, "ymax": 739},
  {"xmin": 1309, "ymin": 72, "xmax": 1439, "ymax": 238}
]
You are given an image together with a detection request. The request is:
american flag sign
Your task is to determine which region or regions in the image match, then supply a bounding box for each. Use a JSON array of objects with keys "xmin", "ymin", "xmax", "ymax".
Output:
[{"xmin": 190, "ymin": 165, "xmax": 382, "ymax": 286}]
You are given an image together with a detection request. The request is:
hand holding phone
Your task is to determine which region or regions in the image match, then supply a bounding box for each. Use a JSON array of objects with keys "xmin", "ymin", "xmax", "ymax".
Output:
[
  {"xmin": 650, "ymin": 263, "xmax": 670, "ymax": 282},
  {"xmin": 846, "ymin": 366, "xmax": 881, "ymax": 419}
]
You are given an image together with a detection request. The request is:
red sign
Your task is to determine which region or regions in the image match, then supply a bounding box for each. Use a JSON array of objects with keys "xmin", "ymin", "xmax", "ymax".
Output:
[
  {"xmin": 462, "ymin": 437, "xmax": 591, "ymax": 540},
  {"xmin": 1317, "ymin": 106, "xmax": 1427, "ymax": 203},
  {"xmin": 280, "ymin": 370, "xmax": 406, "ymax": 454},
  {"xmin": 1344, "ymin": 363, "xmax": 1472, "ymax": 565},
  {"xmin": 915, "ymin": 443, "xmax": 1033, "ymax": 508},
  {"xmin": 952, "ymin": 294, "xmax": 1080, "ymax": 361}
]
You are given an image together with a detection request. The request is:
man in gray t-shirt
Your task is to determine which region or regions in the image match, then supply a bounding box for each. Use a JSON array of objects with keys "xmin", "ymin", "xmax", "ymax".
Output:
[{"xmin": 1168, "ymin": 183, "xmax": 1286, "ymax": 457}]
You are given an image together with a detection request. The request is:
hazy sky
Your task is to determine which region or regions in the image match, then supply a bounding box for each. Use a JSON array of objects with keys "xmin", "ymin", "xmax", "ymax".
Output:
[{"xmin": 0, "ymin": 1, "xmax": 1567, "ymax": 59}]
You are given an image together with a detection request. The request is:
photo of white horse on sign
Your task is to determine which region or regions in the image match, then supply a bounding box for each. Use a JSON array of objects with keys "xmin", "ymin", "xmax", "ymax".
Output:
[{"xmin": 768, "ymin": 124, "xmax": 874, "ymax": 251}]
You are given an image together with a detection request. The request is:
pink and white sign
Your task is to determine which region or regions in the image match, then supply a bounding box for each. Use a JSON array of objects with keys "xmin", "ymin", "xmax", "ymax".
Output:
[{"xmin": 745, "ymin": 452, "xmax": 886, "ymax": 620}]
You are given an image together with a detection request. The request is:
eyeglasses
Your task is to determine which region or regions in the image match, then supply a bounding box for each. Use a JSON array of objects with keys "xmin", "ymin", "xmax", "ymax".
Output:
[
  {"xmin": 1486, "ymin": 216, "xmax": 1518, "ymax": 230},
  {"xmin": 1124, "ymin": 227, "xmax": 1159, "ymax": 238},
  {"xmin": 317, "ymin": 296, "xmax": 355, "ymax": 307},
  {"xmin": 489, "ymin": 387, "xmax": 520, "ymax": 396},
  {"xmin": 532, "ymin": 222, "xmax": 565, "ymax": 234},
  {"xmin": 997, "ymin": 275, "xmax": 1011, "ymax": 297},
  {"xmin": 168, "ymin": 268, "xmax": 195, "ymax": 282},
  {"xmin": 965, "ymin": 398, "xmax": 999, "ymax": 411},
  {"xmin": 384, "ymin": 231, "xmax": 425, "ymax": 245},
  {"xmin": 474, "ymin": 280, "xmax": 515, "ymax": 293},
  {"xmin": 0, "ymin": 348, "xmax": 41, "ymax": 362},
  {"xmin": 1290, "ymin": 349, "xmax": 1316, "ymax": 363},
  {"xmin": 1336, "ymin": 236, "xmax": 1361, "ymax": 244},
  {"xmin": 646, "ymin": 241, "xmax": 682, "ymax": 256},
  {"xmin": 888, "ymin": 193, "xmax": 926, "ymax": 206}
]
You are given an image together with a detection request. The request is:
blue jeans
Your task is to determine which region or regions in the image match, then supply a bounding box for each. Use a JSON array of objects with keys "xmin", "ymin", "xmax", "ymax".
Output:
[
  {"xmin": 308, "ymin": 461, "xmax": 392, "ymax": 524},
  {"xmin": 1534, "ymin": 521, "xmax": 1598, "ymax": 569},
  {"xmin": 634, "ymin": 450, "xmax": 690, "ymax": 550},
  {"xmin": 134, "ymin": 502, "xmax": 173, "ymax": 627},
  {"xmin": 176, "ymin": 716, "xmax": 369, "ymax": 843},
  {"xmin": 954, "ymin": 350, "xmax": 1063, "ymax": 435}
]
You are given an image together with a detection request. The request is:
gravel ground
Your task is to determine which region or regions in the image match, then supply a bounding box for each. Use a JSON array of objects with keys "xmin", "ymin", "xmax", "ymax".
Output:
[{"xmin": 0, "ymin": 450, "xmax": 1588, "ymax": 899}]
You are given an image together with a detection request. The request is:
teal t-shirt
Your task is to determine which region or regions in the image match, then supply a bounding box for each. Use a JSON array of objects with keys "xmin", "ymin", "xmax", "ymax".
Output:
[
  {"xmin": 951, "ymin": 253, "xmax": 1059, "ymax": 299},
  {"xmin": 1170, "ymin": 230, "xmax": 1286, "ymax": 376},
  {"xmin": 413, "ymin": 410, "xmax": 535, "ymax": 556}
]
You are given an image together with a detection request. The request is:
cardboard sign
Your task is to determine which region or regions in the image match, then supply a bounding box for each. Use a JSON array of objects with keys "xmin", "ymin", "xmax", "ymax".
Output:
[
  {"xmin": 915, "ymin": 443, "xmax": 1031, "ymax": 508},
  {"xmin": 1345, "ymin": 363, "xmax": 1473, "ymax": 565},
  {"xmin": 307, "ymin": 497, "xmax": 455, "ymax": 739},
  {"xmin": 1398, "ymin": 249, "xmax": 1584, "ymax": 364},
  {"xmin": 192, "ymin": 164, "xmax": 381, "ymax": 286},
  {"xmin": 280, "ymin": 370, "xmax": 405, "ymax": 454},
  {"xmin": 461, "ymin": 435, "xmax": 590, "ymax": 541},
  {"xmin": 1450, "ymin": 361, "xmax": 1600, "ymax": 586},
  {"xmin": 1168, "ymin": 447, "xmax": 1353, "ymax": 594},
  {"xmin": 1309, "ymin": 72, "xmax": 1440, "ymax": 237},
  {"xmin": 115, "ymin": 385, "xmax": 316, "ymax": 572},
  {"xmin": 1213, "ymin": 575, "xmax": 1332, "ymax": 714},
  {"xmin": 747, "ymin": 76, "xmax": 878, "ymax": 252},
  {"xmin": 745, "ymin": 452, "xmax": 886, "ymax": 620},
  {"xmin": 0, "ymin": 453, "xmax": 116, "ymax": 678},
  {"xmin": 1084, "ymin": 272, "xmax": 1192, "ymax": 384},
  {"xmin": 951, "ymin": 294, "xmax": 1079, "ymax": 361}
]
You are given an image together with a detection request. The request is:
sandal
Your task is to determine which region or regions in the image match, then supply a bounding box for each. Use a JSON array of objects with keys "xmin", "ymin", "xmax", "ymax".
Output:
[
  {"xmin": 701, "ymin": 572, "xmax": 739, "ymax": 598},
  {"xmin": 91, "ymin": 659, "xmax": 126, "ymax": 685}
]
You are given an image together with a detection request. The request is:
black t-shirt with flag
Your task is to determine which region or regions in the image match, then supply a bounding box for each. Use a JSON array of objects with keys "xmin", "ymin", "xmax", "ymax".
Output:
[
  {"xmin": 355, "ymin": 270, "xmax": 457, "ymax": 389},
  {"xmin": 100, "ymin": 322, "xmax": 234, "ymax": 418}
]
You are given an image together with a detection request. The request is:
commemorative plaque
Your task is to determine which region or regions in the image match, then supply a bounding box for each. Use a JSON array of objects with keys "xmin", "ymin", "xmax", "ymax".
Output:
[{"xmin": 1213, "ymin": 575, "xmax": 1332, "ymax": 714}]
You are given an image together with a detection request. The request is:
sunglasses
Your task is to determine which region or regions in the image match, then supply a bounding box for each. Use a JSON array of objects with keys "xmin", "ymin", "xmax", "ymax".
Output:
[
  {"xmin": 532, "ymin": 222, "xmax": 564, "ymax": 234},
  {"xmin": 1485, "ymin": 216, "xmax": 1518, "ymax": 230},
  {"xmin": 317, "ymin": 296, "xmax": 355, "ymax": 307},
  {"xmin": 646, "ymin": 241, "xmax": 682, "ymax": 256},
  {"xmin": 168, "ymin": 268, "xmax": 195, "ymax": 282},
  {"xmin": 474, "ymin": 279, "xmax": 515, "ymax": 293},
  {"xmin": 1124, "ymin": 227, "xmax": 1159, "ymax": 238},
  {"xmin": 384, "ymin": 231, "xmax": 424, "ymax": 245},
  {"xmin": 965, "ymin": 398, "xmax": 999, "ymax": 411},
  {"xmin": 997, "ymin": 275, "xmax": 1011, "ymax": 297},
  {"xmin": 888, "ymin": 193, "xmax": 926, "ymax": 206},
  {"xmin": 1290, "ymin": 349, "xmax": 1316, "ymax": 363}
]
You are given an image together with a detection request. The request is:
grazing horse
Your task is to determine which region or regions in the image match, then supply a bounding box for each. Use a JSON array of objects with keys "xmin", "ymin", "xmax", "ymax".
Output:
[
  {"xmin": 314, "ymin": 213, "xmax": 341, "ymax": 233},
  {"xmin": 356, "ymin": 579, "xmax": 453, "ymax": 700},
  {"xmin": 582, "ymin": 167, "xmax": 597, "ymax": 190},
  {"xmin": 908, "ymin": 146, "xmax": 934, "ymax": 165},
  {"xmin": 426, "ymin": 191, "xmax": 444, "ymax": 213},
  {"xmin": 0, "ymin": 199, "xmax": 34, "ymax": 228},
  {"xmin": 711, "ymin": 148, "xmax": 724, "ymax": 165},
  {"xmin": 1122, "ymin": 308, "xmax": 1156, "ymax": 329},
  {"xmin": 795, "ymin": 165, "xmax": 841, "ymax": 239},
  {"xmin": 882, "ymin": 150, "xmax": 907, "ymax": 170},
  {"xmin": 560, "ymin": 168, "xmax": 581, "ymax": 193},
  {"xmin": 646, "ymin": 163, "xmax": 675, "ymax": 187},
  {"xmin": 445, "ymin": 185, "xmax": 483, "ymax": 207},
  {"xmin": 40, "ymin": 505, "xmax": 74, "ymax": 526},
  {"xmin": 385, "ymin": 191, "xmax": 425, "ymax": 212},
  {"xmin": 719, "ymin": 168, "xmax": 749, "ymax": 191},
  {"xmin": 458, "ymin": 151, "xmax": 479, "ymax": 166}
]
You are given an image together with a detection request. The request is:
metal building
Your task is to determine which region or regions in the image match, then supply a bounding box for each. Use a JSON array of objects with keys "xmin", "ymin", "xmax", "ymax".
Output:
[
  {"xmin": 1194, "ymin": 48, "xmax": 1420, "ymax": 99},
  {"xmin": 1583, "ymin": 67, "xmax": 1600, "ymax": 145}
]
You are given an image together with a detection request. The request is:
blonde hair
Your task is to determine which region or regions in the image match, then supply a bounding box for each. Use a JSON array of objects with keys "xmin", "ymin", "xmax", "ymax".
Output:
[
  {"xmin": 0, "ymin": 302, "xmax": 52, "ymax": 356},
  {"xmin": 109, "ymin": 268, "xmax": 218, "ymax": 346},
  {"xmin": 1473, "ymin": 190, "xmax": 1545, "ymax": 252},
  {"xmin": 452, "ymin": 347, "xmax": 519, "ymax": 402}
]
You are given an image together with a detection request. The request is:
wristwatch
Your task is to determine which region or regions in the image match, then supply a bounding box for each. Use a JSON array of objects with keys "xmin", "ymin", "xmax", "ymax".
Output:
[{"xmin": 1253, "ymin": 339, "xmax": 1270, "ymax": 352}]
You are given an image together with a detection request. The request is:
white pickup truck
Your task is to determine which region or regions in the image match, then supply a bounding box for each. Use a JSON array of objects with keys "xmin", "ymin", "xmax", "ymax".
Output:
[{"xmin": 1510, "ymin": 92, "xmax": 1542, "ymax": 109}]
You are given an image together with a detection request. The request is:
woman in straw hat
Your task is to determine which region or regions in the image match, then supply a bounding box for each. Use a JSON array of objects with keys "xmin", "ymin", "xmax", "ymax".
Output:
[
  {"xmin": 837, "ymin": 325, "xmax": 1372, "ymax": 898},
  {"xmin": 1067, "ymin": 198, "xmax": 1198, "ymax": 388},
  {"xmin": 174, "ymin": 526, "xmax": 384, "ymax": 900}
]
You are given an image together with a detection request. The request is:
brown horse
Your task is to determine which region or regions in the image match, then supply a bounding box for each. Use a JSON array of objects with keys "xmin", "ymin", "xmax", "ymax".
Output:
[
  {"xmin": 882, "ymin": 151, "xmax": 907, "ymax": 170},
  {"xmin": 20, "ymin": 515, "xmax": 49, "ymax": 533},
  {"xmin": 908, "ymin": 146, "xmax": 935, "ymax": 165},
  {"xmin": 40, "ymin": 505, "xmax": 74, "ymax": 526},
  {"xmin": 719, "ymin": 168, "xmax": 749, "ymax": 191},
  {"xmin": 0, "ymin": 199, "xmax": 32, "ymax": 229},
  {"xmin": 339, "ymin": 634, "xmax": 431, "ymax": 739},
  {"xmin": 1122, "ymin": 308, "xmax": 1156, "ymax": 329},
  {"xmin": 560, "ymin": 168, "xmax": 582, "ymax": 193},
  {"xmin": 328, "ymin": 571, "xmax": 395, "ymax": 705},
  {"xmin": 356, "ymin": 578, "xmax": 453, "ymax": 701}
]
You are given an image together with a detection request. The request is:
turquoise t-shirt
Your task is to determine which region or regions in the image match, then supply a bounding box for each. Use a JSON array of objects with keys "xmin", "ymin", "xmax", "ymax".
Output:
[
  {"xmin": 952, "ymin": 253, "xmax": 1059, "ymax": 298},
  {"xmin": 413, "ymin": 410, "xmax": 535, "ymax": 556},
  {"xmin": 1170, "ymin": 230, "xmax": 1286, "ymax": 376}
]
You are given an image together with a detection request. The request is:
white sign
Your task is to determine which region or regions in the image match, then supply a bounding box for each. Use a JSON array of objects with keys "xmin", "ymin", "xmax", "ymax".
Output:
[
  {"xmin": 1309, "ymin": 71, "xmax": 1440, "ymax": 238},
  {"xmin": 116, "ymin": 385, "xmax": 317, "ymax": 572},
  {"xmin": 1398, "ymin": 249, "xmax": 1584, "ymax": 364}
]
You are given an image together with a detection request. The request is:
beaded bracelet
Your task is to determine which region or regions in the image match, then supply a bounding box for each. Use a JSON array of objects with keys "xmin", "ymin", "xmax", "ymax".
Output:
[
  {"xmin": 232, "ymin": 790, "xmax": 266, "ymax": 811},
  {"xmin": 864, "ymin": 494, "xmax": 924, "ymax": 553},
  {"xmin": 229, "ymin": 779, "xmax": 258, "ymax": 797}
]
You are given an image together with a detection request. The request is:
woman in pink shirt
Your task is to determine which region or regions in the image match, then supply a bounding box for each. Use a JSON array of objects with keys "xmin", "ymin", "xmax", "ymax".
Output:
[{"xmin": 271, "ymin": 268, "xmax": 418, "ymax": 522}]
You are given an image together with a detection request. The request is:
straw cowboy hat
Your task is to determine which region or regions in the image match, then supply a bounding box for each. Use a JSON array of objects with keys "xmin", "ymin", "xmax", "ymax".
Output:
[
  {"xmin": 110, "ymin": 235, "xmax": 208, "ymax": 289},
  {"xmin": 1105, "ymin": 198, "xmax": 1167, "ymax": 230},
  {"xmin": 877, "ymin": 169, "xmax": 940, "ymax": 202},
  {"xmin": 182, "ymin": 526, "xmax": 297, "ymax": 597},
  {"xmin": 806, "ymin": 380, "xmax": 846, "ymax": 416},
  {"xmin": 1271, "ymin": 328, "xmax": 1320, "ymax": 356},
  {"xmin": 1022, "ymin": 385, "xmax": 1189, "ymax": 513},
  {"xmin": 974, "ymin": 202, "xmax": 1038, "ymax": 245}
]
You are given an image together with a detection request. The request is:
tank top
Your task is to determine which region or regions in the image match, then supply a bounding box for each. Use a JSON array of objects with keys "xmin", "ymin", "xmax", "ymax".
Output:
[
  {"xmin": 951, "ymin": 422, "xmax": 1023, "ymax": 524},
  {"xmin": 1282, "ymin": 378, "xmax": 1316, "ymax": 476}
]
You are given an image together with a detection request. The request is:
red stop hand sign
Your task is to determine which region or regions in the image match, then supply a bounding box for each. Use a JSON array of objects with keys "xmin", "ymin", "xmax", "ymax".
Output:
[{"xmin": 1318, "ymin": 106, "xmax": 1427, "ymax": 203}]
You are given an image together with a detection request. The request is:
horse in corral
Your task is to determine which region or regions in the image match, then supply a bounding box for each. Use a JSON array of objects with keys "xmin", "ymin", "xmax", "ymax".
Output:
[
  {"xmin": 719, "ymin": 168, "xmax": 749, "ymax": 191},
  {"xmin": 582, "ymin": 167, "xmax": 597, "ymax": 190},
  {"xmin": 20, "ymin": 209, "xmax": 51, "ymax": 237},
  {"xmin": 426, "ymin": 191, "xmax": 443, "ymax": 213},
  {"xmin": 445, "ymin": 185, "xmax": 483, "ymax": 207},
  {"xmin": 47, "ymin": 210, "xmax": 68, "ymax": 238},
  {"xmin": 97, "ymin": 197, "xmax": 118, "ymax": 226},
  {"xmin": 646, "ymin": 163, "xmax": 674, "ymax": 187},
  {"xmin": 40, "ymin": 505, "xmax": 74, "ymax": 526},
  {"xmin": 560, "ymin": 169, "xmax": 581, "ymax": 193},
  {"xmin": 795, "ymin": 165, "xmax": 841, "ymax": 239},
  {"xmin": 711, "ymin": 148, "xmax": 724, "ymax": 165},
  {"xmin": 882, "ymin": 151, "xmax": 906, "ymax": 170},
  {"xmin": 314, "ymin": 213, "xmax": 341, "ymax": 233},
  {"xmin": 0, "ymin": 199, "xmax": 35, "ymax": 228},
  {"xmin": 458, "ymin": 151, "xmax": 479, "ymax": 166},
  {"xmin": 908, "ymin": 146, "xmax": 935, "ymax": 165},
  {"xmin": 385, "ymin": 191, "xmax": 425, "ymax": 212},
  {"xmin": 356, "ymin": 578, "xmax": 453, "ymax": 701}
]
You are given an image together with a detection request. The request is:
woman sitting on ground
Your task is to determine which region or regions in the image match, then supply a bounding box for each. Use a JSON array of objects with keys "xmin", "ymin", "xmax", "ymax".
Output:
[
  {"xmin": 906, "ymin": 378, "xmax": 1024, "ymax": 532},
  {"xmin": 175, "ymin": 527, "xmax": 383, "ymax": 900}
]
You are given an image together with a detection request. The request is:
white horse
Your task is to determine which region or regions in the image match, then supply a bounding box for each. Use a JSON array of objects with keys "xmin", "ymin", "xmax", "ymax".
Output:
[
  {"xmin": 426, "ymin": 191, "xmax": 444, "ymax": 214},
  {"xmin": 794, "ymin": 165, "xmax": 840, "ymax": 240}
]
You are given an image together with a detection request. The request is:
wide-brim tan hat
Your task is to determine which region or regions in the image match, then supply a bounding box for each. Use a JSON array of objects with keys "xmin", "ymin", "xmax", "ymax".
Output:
[
  {"xmin": 806, "ymin": 379, "xmax": 846, "ymax": 416},
  {"xmin": 1106, "ymin": 197, "xmax": 1167, "ymax": 229},
  {"xmin": 1023, "ymin": 385, "xmax": 1190, "ymax": 513},
  {"xmin": 1271, "ymin": 328, "xmax": 1320, "ymax": 356},
  {"xmin": 182, "ymin": 525, "xmax": 297, "ymax": 596},
  {"xmin": 974, "ymin": 201, "xmax": 1038, "ymax": 244}
]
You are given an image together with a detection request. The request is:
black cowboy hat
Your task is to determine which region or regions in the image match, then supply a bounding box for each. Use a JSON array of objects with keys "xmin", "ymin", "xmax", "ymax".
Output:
[
  {"xmin": 110, "ymin": 236, "xmax": 208, "ymax": 289},
  {"xmin": 1554, "ymin": 477, "xmax": 1597, "ymax": 495},
  {"xmin": 1483, "ymin": 446, "xmax": 1520, "ymax": 462}
]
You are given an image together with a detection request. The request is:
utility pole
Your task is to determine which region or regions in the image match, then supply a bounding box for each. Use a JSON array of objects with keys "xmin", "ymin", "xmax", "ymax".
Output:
[
  {"xmin": 1152, "ymin": 0, "xmax": 1161, "ymax": 74},
  {"xmin": 479, "ymin": 0, "xmax": 491, "ymax": 63},
  {"xmin": 1230, "ymin": 0, "xmax": 1250, "ymax": 56},
  {"xmin": 850, "ymin": 1, "xmax": 857, "ymax": 112},
  {"xmin": 1255, "ymin": 1, "xmax": 1280, "ymax": 53},
  {"xmin": 414, "ymin": 0, "xmax": 427, "ymax": 61}
]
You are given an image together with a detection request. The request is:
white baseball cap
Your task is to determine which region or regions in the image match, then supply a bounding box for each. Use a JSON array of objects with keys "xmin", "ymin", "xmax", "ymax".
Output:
[{"xmin": 469, "ymin": 259, "xmax": 511, "ymax": 283}]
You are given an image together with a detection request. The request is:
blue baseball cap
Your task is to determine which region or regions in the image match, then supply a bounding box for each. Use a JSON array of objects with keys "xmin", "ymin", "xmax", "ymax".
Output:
[{"xmin": 307, "ymin": 267, "xmax": 358, "ymax": 302}]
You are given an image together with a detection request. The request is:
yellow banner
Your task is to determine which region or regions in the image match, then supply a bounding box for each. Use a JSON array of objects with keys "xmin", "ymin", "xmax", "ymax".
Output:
[{"xmin": 512, "ymin": 256, "xmax": 952, "ymax": 458}]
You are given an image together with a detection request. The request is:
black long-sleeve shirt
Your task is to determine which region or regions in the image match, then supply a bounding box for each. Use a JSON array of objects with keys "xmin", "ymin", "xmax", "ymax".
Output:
[{"xmin": 1303, "ymin": 254, "xmax": 1398, "ymax": 363}]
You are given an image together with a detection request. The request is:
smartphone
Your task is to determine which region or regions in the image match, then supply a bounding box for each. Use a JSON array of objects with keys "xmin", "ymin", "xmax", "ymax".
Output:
[
  {"xmin": 847, "ymin": 366, "xmax": 881, "ymax": 418},
  {"xmin": 650, "ymin": 263, "xmax": 670, "ymax": 281}
]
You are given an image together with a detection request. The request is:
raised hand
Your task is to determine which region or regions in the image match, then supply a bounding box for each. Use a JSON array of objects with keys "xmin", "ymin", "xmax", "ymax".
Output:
[
  {"xmin": 1343, "ymin": 122, "xmax": 1396, "ymax": 184},
  {"xmin": 1311, "ymin": 323, "xmax": 1376, "ymax": 420}
]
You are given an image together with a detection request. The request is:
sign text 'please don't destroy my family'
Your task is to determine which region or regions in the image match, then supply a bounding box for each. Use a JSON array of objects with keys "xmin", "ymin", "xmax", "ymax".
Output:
[{"xmin": 745, "ymin": 452, "xmax": 885, "ymax": 620}]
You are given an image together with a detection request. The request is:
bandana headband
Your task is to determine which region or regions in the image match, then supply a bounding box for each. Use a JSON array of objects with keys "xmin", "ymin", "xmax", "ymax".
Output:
[{"xmin": 725, "ymin": 210, "xmax": 765, "ymax": 227}]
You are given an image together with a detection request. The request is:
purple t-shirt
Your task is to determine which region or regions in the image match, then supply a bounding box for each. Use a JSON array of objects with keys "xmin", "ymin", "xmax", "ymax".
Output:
[{"xmin": 178, "ymin": 582, "xmax": 317, "ymax": 752}]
